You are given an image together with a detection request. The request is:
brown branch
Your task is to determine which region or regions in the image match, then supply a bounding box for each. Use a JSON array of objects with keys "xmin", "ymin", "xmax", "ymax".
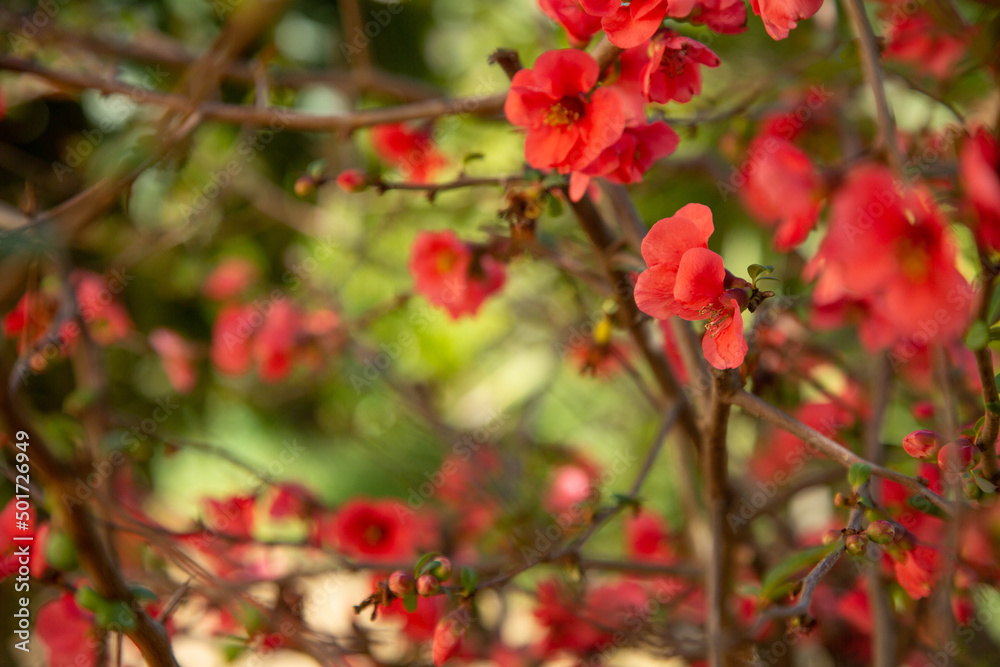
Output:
[
  {"xmin": 973, "ymin": 246, "xmax": 1000, "ymax": 484},
  {"xmin": 0, "ymin": 385, "xmax": 179, "ymax": 667},
  {"xmin": 728, "ymin": 389, "xmax": 955, "ymax": 517},
  {"xmin": 705, "ymin": 369, "xmax": 736, "ymax": 667},
  {"xmin": 0, "ymin": 54, "xmax": 507, "ymax": 133},
  {"xmin": 843, "ymin": 0, "xmax": 905, "ymax": 174},
  {"xmin": 752, "ymin": 505, "xmax": 864, "ymax": 631}
]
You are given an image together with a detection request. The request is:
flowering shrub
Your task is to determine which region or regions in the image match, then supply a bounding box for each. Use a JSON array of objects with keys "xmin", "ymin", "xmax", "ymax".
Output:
[{"xmin": 1, "ymin": 1, "xmax": 1000, "ymax": 666}]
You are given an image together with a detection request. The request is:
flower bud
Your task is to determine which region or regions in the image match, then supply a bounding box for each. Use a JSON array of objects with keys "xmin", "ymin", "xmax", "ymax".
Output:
[
  {"xmin": 430, "ymin": 557, "xmax": 453, "ymax": 581},
  {"xmin": 821, "ymin": 529, "xmax": 842, "ymax": 545},
  {"xmin": 294, "ymin": 174, "xmax": 317, "ymax": 197},
  {"xmin": 845, "ymin": 533, "xmax": 867, "ymax": 556},
  {"xmin": 866, "ymin": 520, "xmax": 895, "ymax": 545},
  {"xmin": 432, "ymin": 616, "xmax": 465, "ymax": 666},
  {"xmin": 938, "ymin": 439, "xmax": 976, "ymax": 474},
  {"xmin": 388, "ymin": 571, "xmax": 415, "ymax": 597},
  {"xmin": 833, "ymin": 492, "xmax": 848, "ymax": 508},
  {"xmin": 336, "ymin": 169, "xmax": 368, "ymax": 193},
  {"xmin": 901, "ymin": 429, "xmax": 945, "ymax": 460},
  {"xmin": 416, "ymin": 573, "xmax": 440, "ymax": 597}
]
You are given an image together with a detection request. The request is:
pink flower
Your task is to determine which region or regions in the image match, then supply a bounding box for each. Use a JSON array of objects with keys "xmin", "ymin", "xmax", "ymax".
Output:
[
  {"xmin": 901, "ymin": 429, "xmax": 945, "ymax": 460},
  {"xmin": 505, "ymin": 49, "xmax": 626, "ymax": 173},
  {"xmin": 409, "ymin": 230, "xmax": 505, "ymax": 319},
  {"xmin": 149, "ymin": 328, "xmax": 197, "ymax": 393},
  {"xmin": 750, "ymin": 0, "xmax": 824, "ymax": 40},
  {"xmin": 371, "ymin": 123, "xmax": 447, "ymax": 183},
  {"xmin": 739, "ymin": 135, "xmax": 823, "ymax": 249},
  {"xmin": 642, "ymin": 30, "xmax": 720, "ymax": 104},
  {"xmin": 883, "ymin": 13, "xmax": 968, "ymax": 80},
  {"xmin": 538, "ymin": 0, "xmax": 603, "ymax": 46}
]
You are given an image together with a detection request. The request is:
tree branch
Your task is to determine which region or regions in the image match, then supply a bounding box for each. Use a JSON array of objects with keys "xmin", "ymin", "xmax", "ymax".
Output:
[{"xmin": 728, "ymin": 389, "xmax": 955, "ymax": 517}]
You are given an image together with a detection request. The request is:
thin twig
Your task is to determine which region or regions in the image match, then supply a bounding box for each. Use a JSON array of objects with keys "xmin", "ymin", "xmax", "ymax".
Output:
[{"xmin": 728, "ymin": 389, "xmax": 955, "ymax": 516}]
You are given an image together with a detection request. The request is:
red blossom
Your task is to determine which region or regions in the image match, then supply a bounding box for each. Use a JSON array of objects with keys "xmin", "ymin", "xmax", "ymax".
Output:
[
  {"xmin": 688, "ymin": 0, "xmax": 748, "ymax": 33},
  {"xmin": 432, "ymin": 615, "xmax": 466, "ymax": 665},
  {"xmin": 203, "ymin": 258, "xmax": 259, "ymax": 301},
  {"xmin": 505, "ymin": 49, "xmax": 626, "ymax": 173},
  {"xmin": 580, "ymin": 0, "xmax": 695, "ymax": 49},
  {"xmin": 336, "ymin": 168, "xmax": 368, "ymax": 193},
  {"xmin": 960, "ymin": 127, "xmax": 1000, "ymax": 250},
  {"xmin": 893, "ymin": 545, "xmax": 941, "ymax": 600},
  {"xmin": 322, "ymin": 498, "xmax": 415, "ymax": 561},
  {"xmin": 408, "ymin": 230, "xmax": 505, "ymax": 319},
  {"xmin": 204, "ymin": 495, "xmax": 256, "ymax": 540},
  {"xmin": 149, "ymin": 328, "xmax": 198, "ymax": 393},
  {"xmin": 634, "ymin": 203, "xmax": 748, "ymax": 369},
  {"xmin": 739, "ymin": 135, "xmax": 823, "ymax": 249},
  {"xmin": 37, "ymin": 594, "xmax": 97, "ymax": 667},
  {"xmin": 750, "ymin": 0, "xmax": 823, "ymax": 40},
  {"xmin": 211, "ymin": 303, "xmax": 253, "ymax": 375},
  {"xmin": 883, "ymin": 13, "xmax": 968, "ymax": 80},
  {"xmin": 73, "ymin": 270, "xmax": 133, "ymax": 345},
  {"xmin": 807, "ymin": 163, "xmax": 970, "ymax": 349},
  {"xmin": 371, "ymin": 123, "xmax": 447, "ymax": 183},
  {"xmin": 569, "ymin": 120, "xmax": 679, "ymax": 201},
  {"xmin": 538, "ymin": 0, "xmax": 603, "ymax": 46},
  {"xmin": 642, "ymin": 30, "xmax": 720, "ymax": 105}
]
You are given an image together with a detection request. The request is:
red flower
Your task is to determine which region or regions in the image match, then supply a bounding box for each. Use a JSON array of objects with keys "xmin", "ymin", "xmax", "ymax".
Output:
[
  {"xmin": 203, "ymin": 258, "xmax": 259, "ymax": 301},
  {"xmin": 505, "ymin": 49, "xmax": 625, "ymax": 173},
  {"xmin": 807, "ymin": 164, "xmax": 970, "ymax": 348},
  {"xmin": 960, "ymin": 127, "xmax": 1000, "ymax": 250},
  {"xmin": 2, "ymin": 289, "xmax": 79, "ymax": 363},
  {"xmin": 544, "ymin": 463, "xmax": 599, "ymax": 515},
  {"xmin": 323, "ymin": 498, "xmax": 415, "ymax": 561},
  {"xmin": 634, "ymin": 203, "xmax": 748, "ymax": 369},
  {"xmin": 73, "ymin": 270, "xmax": 133, "ymax": 345},
  {"xmin": 204, "ymin": 496, "xmax": 256, "ymax": 540},
  {"xmin": 409, "ymin": 230, "xmax": 505, "ymax": 319},
  {"xmin": 149, "ymin": 328, "xmax": 197, "ymax": 393},
  {"xmin": 371, "ymin": 123, "xmax": 447, "ymax": 183},
  {"xmin": 750, "ymin": 0, "xmax": 823, "ymax": 40},
  {"xmin": 688, "ymin": 0, "xmax": 748, "ymax": 33},
  {"xmin": 252, "ymin": 299, "xmax": 301, "ymax": 382},
  {"xmin": 626, "ymin": 510, "xmax": 675, "ymax": 561},
  {"xmin": 37, "ymin": 594, "xmax": 96, "ymax": 667},
  {"xmin": 211, "ymin": 304, "xmax": 253, "ymax": 375},
  {"xmin": 580, "ymin": 0, "xmax": 695, "ymax": 48},
  {"xmin": 336, "ymin": 168, "xmax": 368, "ymax": 193},
  {"xmin": 568, "ymin": 121, "xmax": 679, "ymax": 201},
  {"xmin": 432, "ymin": 615, "xmax": 466, "ymax": 666},
  {"xmin": 739, "ymin": 135, "xmax": 823, "ymax": 249},
  {"xmin": 642, "ymin": 30, "xmax": 720, "ymax": 104},
  {"xmin": 894, "ymin": 545, "xmax": 941, "ymax": 600},
  {"xmin": 883, "ymin": 13, "xmax": 968, "ymax": 80},
  {"xmin": 538, "ymin": 0, "xmax": 603, "ymax": 46}
]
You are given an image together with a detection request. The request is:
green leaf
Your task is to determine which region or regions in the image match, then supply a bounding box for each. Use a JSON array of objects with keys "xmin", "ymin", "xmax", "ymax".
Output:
[
  {"xmin": 987, "ymin": 401, "xmax": 1000, "ymax": 415},
  {"xmin": 460, "ymin": 567, "xmax": 478, "ymax": 595},
  {"xmin": 755, "ymin": 276, "xmax": 782, "ymax": 284},
  {"xmin": 990, "ymin": 326, "xmax": 1000, "ymax": 342},
  {"xmin": 747, "ymin": 264, "xmax": 775, "ymax": 283},
  {"xmin": 403, "ymin": 592, "xmax": 418, "ymax": 613},
  {"xmin": 761, "ymin": 544, "xmax": 836, "ymax": 599},
  {"xmin": 988, "ymin": 288, "xmax": 1000, "ymax": 324},
  {"xmin": 462, "ymin": 152, "xmax": 485, "ymax": 165},
  {"xmin": 414, "ymin": 551, "xmax": 442, "ymax": 577},
  {"xmin": 546, "ymin": 194, "xmax": 563, "ymax": 217},
  {"xmin": 848, "ymin": 463, "xmax": 872, "ymax": 489},
  {"xmin": 974, "ymin": 474, "xmax": 998, "ymax": 494},
  {"xmin": 129, "ymin": 585, "xmax": 158, "ymax": 602},
  {"xmin": 966, "ymin": 320, "xmax": 990, "ymax": 350}
]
